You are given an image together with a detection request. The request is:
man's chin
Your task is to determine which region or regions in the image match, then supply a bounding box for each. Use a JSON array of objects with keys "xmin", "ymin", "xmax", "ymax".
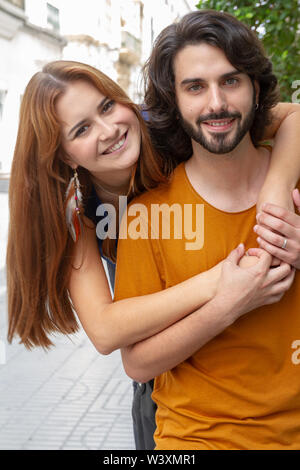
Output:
[{"xmin": 197, "ymin": 135, "xmax": 238, "ymax": 155}]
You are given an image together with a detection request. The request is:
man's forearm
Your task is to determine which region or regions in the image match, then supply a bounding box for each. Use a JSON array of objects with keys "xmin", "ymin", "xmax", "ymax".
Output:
[{"xmin": 121, "ymin": 295, "xmax": 234, "ymax": 383}]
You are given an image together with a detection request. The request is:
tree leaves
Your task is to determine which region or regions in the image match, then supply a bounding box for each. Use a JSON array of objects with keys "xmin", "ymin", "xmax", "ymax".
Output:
[{"xmin": 196, "ymin": 0, "xmax": 300, "ymax": 101}]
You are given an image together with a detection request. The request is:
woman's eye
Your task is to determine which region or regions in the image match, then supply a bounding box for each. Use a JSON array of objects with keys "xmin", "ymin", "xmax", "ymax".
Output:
[
  {"xmin": 102, "ymin": 100, "xmax": 115, "ymax": 113},
  {"xmin": 75, "ymin": 125, "xmax": 89, "ymax": 138}
]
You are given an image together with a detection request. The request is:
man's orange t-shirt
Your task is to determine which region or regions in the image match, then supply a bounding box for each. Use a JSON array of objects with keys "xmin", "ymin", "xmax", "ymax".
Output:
[{"xmin": 114, "ymin": 162, "xmax": 300, "ymax": 450}]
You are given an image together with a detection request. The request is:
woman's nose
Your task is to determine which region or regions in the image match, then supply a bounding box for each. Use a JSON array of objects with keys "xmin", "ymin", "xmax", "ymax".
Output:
[{"xmin": 96, "ymin": 118, "xmax": 118, "ymax": 141}]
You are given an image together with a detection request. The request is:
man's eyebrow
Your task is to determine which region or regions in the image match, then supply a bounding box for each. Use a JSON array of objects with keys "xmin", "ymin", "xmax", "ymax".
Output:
[
  {"xmin": 67, "ymin": 96, "xmax": 107, "ymax": 137},
  {"xmin": 180, "ymin": 70, "xmax": 243, "ymax": 87},
  {"xmin": 221, "ymin": 70, "xmax": 243, "ymax": 80}
]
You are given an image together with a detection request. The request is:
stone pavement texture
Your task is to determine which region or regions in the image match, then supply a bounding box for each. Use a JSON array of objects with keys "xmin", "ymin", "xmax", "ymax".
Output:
[{"xmin": 0, "ymin": 192, "xmax": 135, "ymax": 450}]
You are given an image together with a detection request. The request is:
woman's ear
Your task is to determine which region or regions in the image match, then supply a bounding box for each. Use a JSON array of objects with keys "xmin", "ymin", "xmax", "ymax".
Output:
[
  {"xmin": 68, "ymin": 161, "xmax": 78, "ymax": 170},
  {"xmin": 59, "ymin": 148, "xmax": 77, "ymax": 170}
]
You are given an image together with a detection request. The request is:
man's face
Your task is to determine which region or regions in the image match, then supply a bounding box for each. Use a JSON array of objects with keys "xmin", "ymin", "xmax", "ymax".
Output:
[{"xmin": 174, "ymin": 43, "xmax": 258, "ymax": 154}]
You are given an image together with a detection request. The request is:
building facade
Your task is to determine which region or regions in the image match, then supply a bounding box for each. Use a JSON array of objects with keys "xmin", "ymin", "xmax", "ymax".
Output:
[
  {"xmin": 0, "ymin": 0, "xmax": 65, "ymax": 174},
  {"xmin": 0, "ymin": 0, "xmax": 195, "ymax": 175}
]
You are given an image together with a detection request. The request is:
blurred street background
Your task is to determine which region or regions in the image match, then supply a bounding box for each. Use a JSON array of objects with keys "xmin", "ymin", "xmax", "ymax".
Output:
[{"xmin": 0, "ymin": 188, "xmax": 137, "ymax": 450}]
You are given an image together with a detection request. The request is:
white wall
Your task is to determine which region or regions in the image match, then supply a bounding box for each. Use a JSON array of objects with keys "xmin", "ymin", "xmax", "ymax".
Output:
[
  {"xmin": 0, "ymin": 0, "xmax": 64, "ymax": 172},
  {"xmin": 141, "ymin": 0, "xmax": 196, "ymax": 62},
  {"xmin": 0, "ymin": 35, "xmax": 63, "ymax": 172}
]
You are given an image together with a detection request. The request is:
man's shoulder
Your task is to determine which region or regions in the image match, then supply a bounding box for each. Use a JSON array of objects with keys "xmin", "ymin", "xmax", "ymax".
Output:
[{"xmin": 129, "ymin": 163, "xmax": 185, "ymax": 208}]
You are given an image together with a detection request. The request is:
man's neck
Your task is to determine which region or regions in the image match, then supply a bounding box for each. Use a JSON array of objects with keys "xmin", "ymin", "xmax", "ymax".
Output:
[{"xmin": 185, "ymin": 135, "xmax": 271, "ymax": 212}]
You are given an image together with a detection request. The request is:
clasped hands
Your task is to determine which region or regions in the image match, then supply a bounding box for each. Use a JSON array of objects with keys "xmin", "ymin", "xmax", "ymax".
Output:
[{"xmin": 249, "ymin": 188, "xmax": 300, "ymax": 270}]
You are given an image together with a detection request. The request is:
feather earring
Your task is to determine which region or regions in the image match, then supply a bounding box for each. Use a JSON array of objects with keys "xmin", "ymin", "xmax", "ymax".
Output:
[{"xmin": 65, "ymin": 169, "xmax": 83, "ymax": 242}]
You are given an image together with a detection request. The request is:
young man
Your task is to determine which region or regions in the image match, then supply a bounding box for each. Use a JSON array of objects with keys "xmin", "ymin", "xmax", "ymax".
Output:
[{"xmin": 115, "ymin": 11, "xmax": 300, "ymax": 449}]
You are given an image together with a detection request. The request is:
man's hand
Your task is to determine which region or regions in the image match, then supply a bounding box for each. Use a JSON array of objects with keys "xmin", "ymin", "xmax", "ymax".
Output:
[
  {"xmin": 216, "ymin": 245, "xmax": 295, "ymax": 325},
  {"xmin": 252, "ymin": 189, "xmax": 300, "ymax": 269}
]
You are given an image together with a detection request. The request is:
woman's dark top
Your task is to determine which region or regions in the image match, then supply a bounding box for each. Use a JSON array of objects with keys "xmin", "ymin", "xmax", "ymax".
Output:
[{"xmin": 85, "ymin": 185, "xmax": 156, "ymax": 450}]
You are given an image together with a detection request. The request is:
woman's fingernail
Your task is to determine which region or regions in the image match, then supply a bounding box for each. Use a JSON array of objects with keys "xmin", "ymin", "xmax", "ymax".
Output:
[{"xmin": 253, "ymin": 225, "xmax": 258, "ymax": 232}]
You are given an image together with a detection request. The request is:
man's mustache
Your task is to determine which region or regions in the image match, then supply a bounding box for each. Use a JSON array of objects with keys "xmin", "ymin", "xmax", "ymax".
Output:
[{"xmin": 196, "ymin": 111, "xmax": 241, "ymax": 126}]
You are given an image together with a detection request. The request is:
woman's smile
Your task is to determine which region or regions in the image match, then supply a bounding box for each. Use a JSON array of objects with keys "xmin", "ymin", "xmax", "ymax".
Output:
[{"xmin": 102, "ymin": 131, "xmax": 128, "ymax": 155}]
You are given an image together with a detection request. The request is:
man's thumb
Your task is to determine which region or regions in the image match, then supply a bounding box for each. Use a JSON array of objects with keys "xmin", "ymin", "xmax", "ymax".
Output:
[{"xmin": 227, "ymin": 243, "xmax": 245, "ymax": 265}]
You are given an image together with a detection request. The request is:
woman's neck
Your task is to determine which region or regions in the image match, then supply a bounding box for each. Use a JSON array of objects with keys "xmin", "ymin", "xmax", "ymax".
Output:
[{"xmin": 91, "ymin": 167, "xmax": 132, "ymax": 203}]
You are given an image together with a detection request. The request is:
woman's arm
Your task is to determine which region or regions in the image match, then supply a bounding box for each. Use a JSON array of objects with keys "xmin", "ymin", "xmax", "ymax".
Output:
[
  {"xmin": 68, "ymin": 216, "xmax": 222, "ymax": 355},
  {"xmin": 121, "ymin": 249, "xmax": 295, "ymax": 383},
  {"xmin": 257, "ymin": 103, "xmax": 300, "ymax": 212}
]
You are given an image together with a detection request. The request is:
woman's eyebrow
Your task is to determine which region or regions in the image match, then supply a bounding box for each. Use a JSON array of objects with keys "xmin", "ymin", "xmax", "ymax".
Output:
[
  {"xmin": 68, "ymin": 97, "xmax": 108, "ymax": 137},
  {"xmin": 68, "ymin": 118, "xmax": 86, "ymax": 137}
]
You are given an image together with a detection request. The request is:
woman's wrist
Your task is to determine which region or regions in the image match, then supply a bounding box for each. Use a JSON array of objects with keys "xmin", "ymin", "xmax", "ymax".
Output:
[
  {"xmin": 205, "ymin": 261, "xmax": 223, "ymax": 300},
  {"xmin": 257, "ymin": 181, "xmax": 295, "ymax": 213},
  {"xmin": 262, "ymin": 176, "xmax": 298, "ymax": 191}
]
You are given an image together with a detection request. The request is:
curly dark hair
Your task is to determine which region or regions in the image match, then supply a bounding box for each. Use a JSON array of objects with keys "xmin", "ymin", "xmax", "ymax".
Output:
[{"xmin": 143, "ymin": 9, "xmax": 280, "ymax": 174}]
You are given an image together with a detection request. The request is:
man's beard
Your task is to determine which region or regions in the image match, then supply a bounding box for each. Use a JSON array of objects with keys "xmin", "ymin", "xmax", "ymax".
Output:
[{"xmin": 178, "ymin": 95, "xmax": 256, "ymax": 155}]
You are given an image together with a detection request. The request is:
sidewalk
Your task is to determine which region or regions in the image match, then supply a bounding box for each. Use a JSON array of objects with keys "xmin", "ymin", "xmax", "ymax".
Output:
[{"xmin": 0, "ymin": 192, "xmax": 135, "ymax": 450}]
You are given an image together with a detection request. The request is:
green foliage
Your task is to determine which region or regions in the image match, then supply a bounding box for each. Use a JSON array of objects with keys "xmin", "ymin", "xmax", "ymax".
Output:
[{"xmin": 195, "ymin": 0, "xmax": 300, "ymax": 101}]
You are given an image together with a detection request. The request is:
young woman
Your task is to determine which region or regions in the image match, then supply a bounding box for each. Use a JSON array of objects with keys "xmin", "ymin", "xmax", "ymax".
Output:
[{"xmin": 6, "ymin": 61, "xmax": 300, "ymax": 449}]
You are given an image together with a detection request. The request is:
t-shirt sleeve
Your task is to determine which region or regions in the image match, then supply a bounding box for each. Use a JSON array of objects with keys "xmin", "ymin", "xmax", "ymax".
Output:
[{"xmin": 114, "ymin": 205, "xmax": 165, "ymax": 301}]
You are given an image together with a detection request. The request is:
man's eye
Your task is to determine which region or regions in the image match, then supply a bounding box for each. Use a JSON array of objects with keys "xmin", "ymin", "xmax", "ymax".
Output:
[
  {"xmin": 75, "ymin": 125, "xmax": 89, "ymax": 138},
  {"xmin": 102, "ymin": 100, "xmax": 115, "ymax": 113},
  {"xmin": 188, "ymin": 84, "xmax": 203, "ymax": 92},
  {"xmin": 225, "ymin": 78, "xmax": 238, "ymax": 86}
]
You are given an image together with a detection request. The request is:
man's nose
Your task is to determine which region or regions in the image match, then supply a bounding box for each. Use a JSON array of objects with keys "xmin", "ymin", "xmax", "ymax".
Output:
[{"xmin": 207, "ymin": 86, "xmax": 227, "ymax": 114}]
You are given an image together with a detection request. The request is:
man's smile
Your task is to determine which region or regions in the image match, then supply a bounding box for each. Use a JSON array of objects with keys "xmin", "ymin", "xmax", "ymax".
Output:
[{"xmin": 201, "ymin": 118, "xmax": 236, "ymax": 132}]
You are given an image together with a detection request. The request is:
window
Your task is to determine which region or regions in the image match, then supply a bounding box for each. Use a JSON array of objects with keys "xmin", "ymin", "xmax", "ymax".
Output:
[
  {"xmin": 151, "ymin": 17, "xmax": 154, "ymax": 45},
  {"xmin": 7, "ymin": 0, "xmax": 24, "ymax": 9},
  {"xmin": 0, "ymin": 91, "xmax": 7, "ymax": 121},
  {"xmin": 47, "ymin": 3, "xmax": 60, "ymax": 32}
]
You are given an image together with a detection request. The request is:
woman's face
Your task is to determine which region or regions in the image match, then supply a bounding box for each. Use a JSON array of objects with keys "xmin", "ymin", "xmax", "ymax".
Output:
[{"xmin": 56, "ymin": 80, "xmax": 141, "ymax": 180}]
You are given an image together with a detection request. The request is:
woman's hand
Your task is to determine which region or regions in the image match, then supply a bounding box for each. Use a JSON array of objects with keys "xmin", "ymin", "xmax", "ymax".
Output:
[
  {"xmin": 238, "ymin": 253, "xmax": 260, "ymax": 268},
  {"xmin": 252, "ymin": 189, "xmax": 300, "ymax": 270}
]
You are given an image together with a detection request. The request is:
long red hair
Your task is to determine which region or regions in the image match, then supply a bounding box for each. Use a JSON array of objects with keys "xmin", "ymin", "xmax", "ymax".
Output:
[{"xmin": 6, "ymin": 60, "xmax": 166, "ymax": 349}]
